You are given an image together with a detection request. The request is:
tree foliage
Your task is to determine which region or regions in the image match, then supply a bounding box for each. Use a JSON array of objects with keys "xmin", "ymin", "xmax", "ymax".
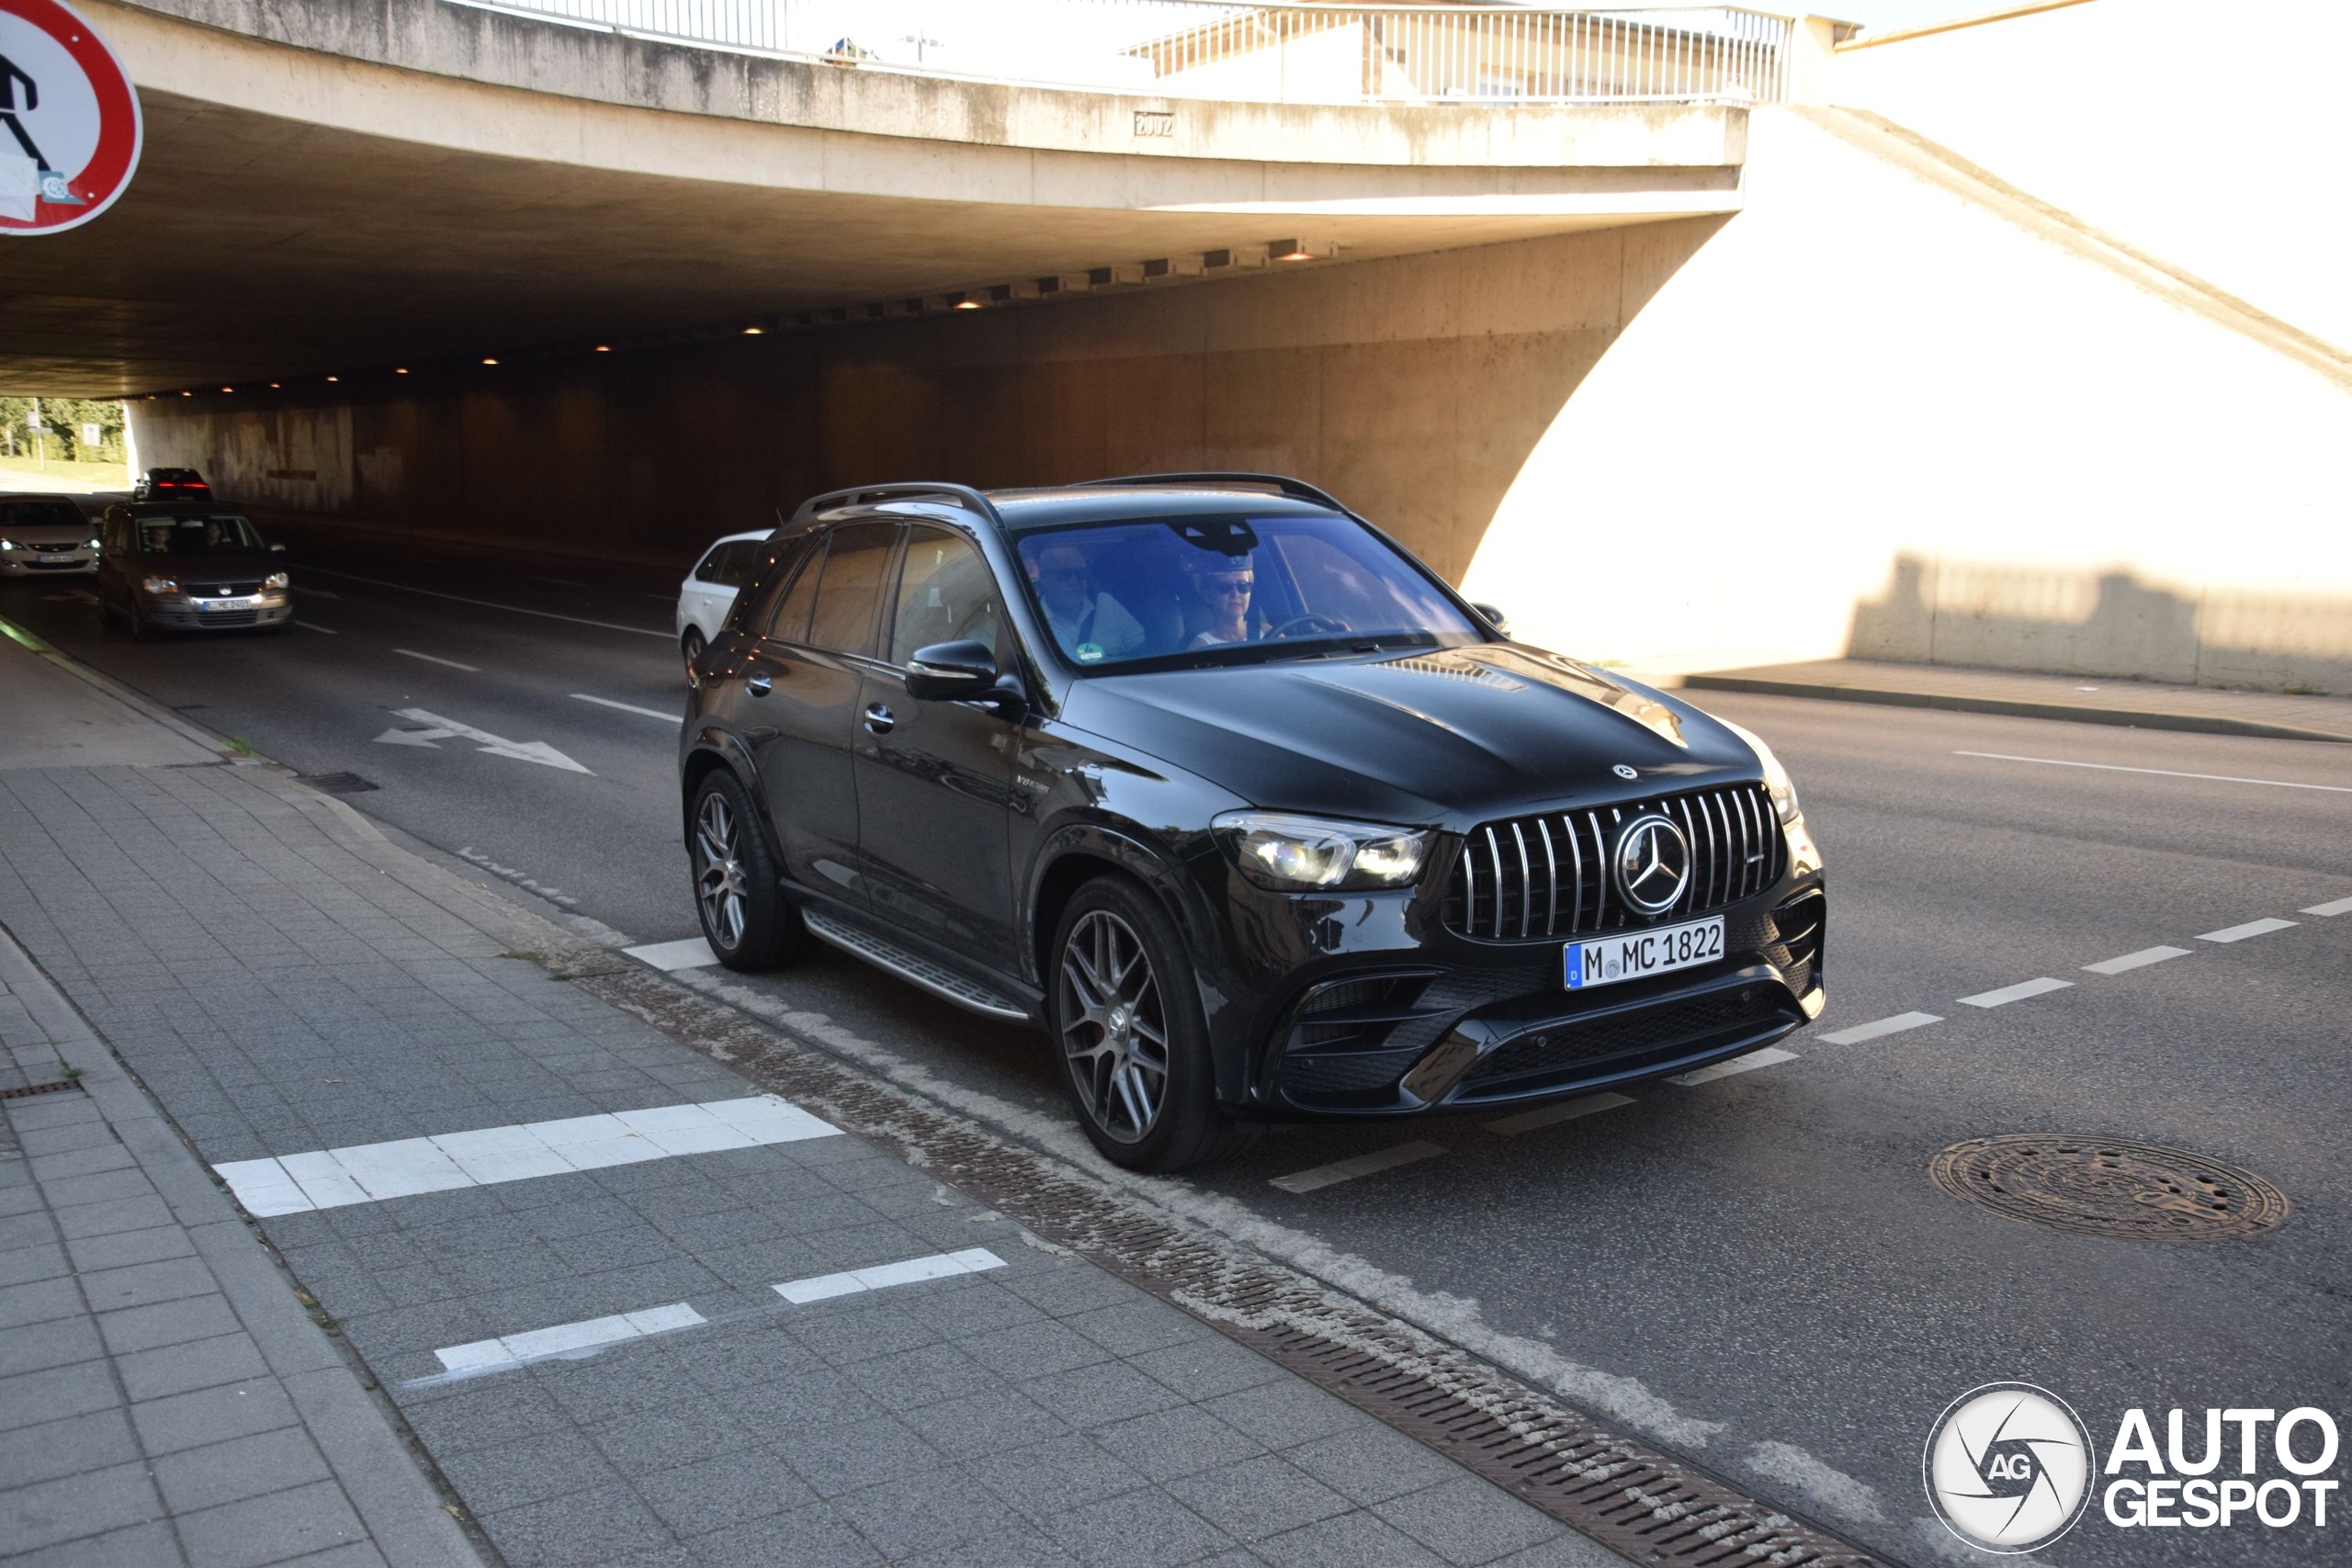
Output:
[{"xmin": 0, "ymin": 396, "xmax": 129, "ymax": 462}]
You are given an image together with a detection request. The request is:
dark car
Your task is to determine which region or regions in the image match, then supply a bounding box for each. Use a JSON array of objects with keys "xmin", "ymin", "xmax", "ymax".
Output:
[
  {"xmin": 678, "ymin": 476, "xmax": 1825, "ymax": 1170},
  {"xmin": 132, "ymin": 467, "xmax": 211, "ymax": 502},
  {"xmin": 0, "ymin": 494, "xmax": 100, "ymax": 577},
  {"xmin": 96, "ymin": 502, "xmax": 292, "ymax": 637}
]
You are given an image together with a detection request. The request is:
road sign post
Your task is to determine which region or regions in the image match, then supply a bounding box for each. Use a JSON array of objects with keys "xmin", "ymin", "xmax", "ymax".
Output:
[{"xmin": 0, "ymin": 0, "xmax": 141, "ymax": 235}]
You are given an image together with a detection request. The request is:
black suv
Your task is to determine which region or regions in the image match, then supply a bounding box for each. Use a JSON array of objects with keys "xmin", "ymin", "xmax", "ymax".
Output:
[{"xmin": 680, "ymin": 476, "xmax": 1825, "ymax": 1170}]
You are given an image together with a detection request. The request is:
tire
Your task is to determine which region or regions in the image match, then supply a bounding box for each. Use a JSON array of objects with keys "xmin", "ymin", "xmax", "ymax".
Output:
[
  {"xmin": 682, "ymin": 626, "xmax": 707, "ymax": 677},
  {"xmin": 128, "ymin": 593, "xmax": 157, "ymax": 642},
  {"xmin": 1047, "ymin": 875, "xmax": 1243, "ymax": 1172},
  {"xmin": 688, "ymin": 769, "xmax": 802, "ymax": 972}
]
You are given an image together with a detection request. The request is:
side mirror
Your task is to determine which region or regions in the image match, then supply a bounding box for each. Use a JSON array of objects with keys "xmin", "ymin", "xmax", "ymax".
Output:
[
  {"xmin": 905, "ymin": 639, "xmax": 999, "ymax": 702},
  {"xmin": 1471, "ymin": 603, "xmax": 1510, "ymax": 638}
]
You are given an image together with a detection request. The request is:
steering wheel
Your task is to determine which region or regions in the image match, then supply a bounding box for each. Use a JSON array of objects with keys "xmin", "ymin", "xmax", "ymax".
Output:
[{"xmin": 1265, "ymin": 613, "xmax": 1352, "ymax": 640}]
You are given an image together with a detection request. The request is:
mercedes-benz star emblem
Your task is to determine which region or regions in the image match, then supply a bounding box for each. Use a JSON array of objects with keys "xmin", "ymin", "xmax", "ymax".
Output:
[
  {"xmin": 1612, "ymin": 763, "xmax": 1639, "ymax": 780},
  {"xmin": 1612, "ymin": 815, "xmax": 1690, "ymax": 914}
]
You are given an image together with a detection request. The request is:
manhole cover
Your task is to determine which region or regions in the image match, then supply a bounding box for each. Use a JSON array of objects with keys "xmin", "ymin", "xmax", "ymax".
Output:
[
  {"xmin": 296, "ymin": 773, "xmax": 379, "ymax": 795},
  {"xmin": 1930, "ymin": 1134, "xmax": 2290, "ymax": 1242}
]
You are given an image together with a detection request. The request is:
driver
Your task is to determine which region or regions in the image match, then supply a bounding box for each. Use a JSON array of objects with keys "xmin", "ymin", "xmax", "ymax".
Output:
[{"xmin": 1186, "ymin": 555, "xmax": 1259, "ymax": 648}]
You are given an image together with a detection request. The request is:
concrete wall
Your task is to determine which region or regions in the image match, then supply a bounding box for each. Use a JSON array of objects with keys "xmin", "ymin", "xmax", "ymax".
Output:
[
  {"xmin": 1458, "ymin": 106, "xmax": 2352, "ymax": 693},
  {"xmin": 1826, "ymin": 0, "xmax": 2352, "ymax": 352},
  {"xmin": 130, "ymin": 220, "xmax": 1716, "ymax": 581}
]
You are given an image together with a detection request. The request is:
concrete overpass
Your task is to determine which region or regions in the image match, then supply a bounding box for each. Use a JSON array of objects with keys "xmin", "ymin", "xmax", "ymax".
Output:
[{"xmin": 6, "ymin": 0, "xmax": 1751, "ymax": 392}]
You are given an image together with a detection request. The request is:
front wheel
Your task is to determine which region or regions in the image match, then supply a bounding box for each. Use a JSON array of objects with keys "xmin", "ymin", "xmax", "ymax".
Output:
[
  {"xmin": 1048, "ymin": 876, "xmax": 1241, "ymax": 1172},
  {"xmin": 688, "ymin": 771, "xmax": 802, "ymax": 971},
  {"xmin": 682, "ymin": 626, "xmax": 706, "ymax": 677}
]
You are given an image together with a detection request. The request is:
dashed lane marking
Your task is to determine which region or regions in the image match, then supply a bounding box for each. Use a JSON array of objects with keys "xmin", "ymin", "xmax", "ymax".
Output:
[
  {"xmin": 2199, "ymin": 917, "xmax": 2298, "ymax": 943},
  {"xmin": 624, "ymin": 937, "xmax": 719, "ymax": 972},
  {"xmin": 2305, "ymin": 897, "xmax": 2352, "ymax": 917},
  {"xmin": 528, "ymin": 576, "xmax": 589, "ymax": 588},
  {"xmin": 1482, "ymin": 1092, "xmax": 1634, "ymax": 1137},
  {"xmin": 2084, "ymin": 945, "xmax": 2190, "ymax": 975},
  {"xmin": 775, "ymin": 1248, "xmax": 1006, "ymax": 1303},
  {"xmin": 1271, "ymin": 1140, "xmax": 1445, "ymax": 1193},
  {"xmin": 1958, "ymin": 976, "xmax": 2074, "ymax": 1009},
  {"xmin": 295, "ymin": 564, "xmax": 673, "ymax": 639},
  {"xmin": 292, "ymin": 620, "xmax": 337, "ymax": 635},
  {"xmin": 1821, "ymin": 1010, "xmax": 1941, "ymax": 1045},
  {"xmin": 414, "ymin": 1248, "xmax": 1007, "ymax": 1386},
  {"xmin": 212, "ymin": 1095, "xmax": 839, "ymax": 1215},
  {"xmin": 1668, "ymin": 1046, "xmax": 1798, "ymax": 1086},
  {"xmin": 573, "ymin": 693, "xmax": 683, "ymax": 723},
  {"xmin": 436, "ymin": 1303, "xmax": 706, "ymax": 1376},
  {"xmin": 393, "ymin": 648, "xmax": 479, "ymax": 671},
  {"xmin": 1956, "ymin": 750, "xmax": 2352, "ymax": 795}
]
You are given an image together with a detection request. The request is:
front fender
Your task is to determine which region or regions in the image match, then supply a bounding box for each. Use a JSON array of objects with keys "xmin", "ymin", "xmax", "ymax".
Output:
[{"xmin": 681, "ymin": 727, "xmax": 770, "ymax": 849}]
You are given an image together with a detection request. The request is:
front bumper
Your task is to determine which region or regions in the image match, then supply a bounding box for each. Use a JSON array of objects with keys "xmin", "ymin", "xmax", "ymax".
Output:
[
  {"xmin": 0, "ymin": 552, "xmax": 95, "ymax": 575},
  {"xmin": 142, "ymin": 594, "xmax": 292, "ymax": 629},
  {"xmin": 1208, "ymin": 851, "xmax": 1826, "ymax": 1122}
]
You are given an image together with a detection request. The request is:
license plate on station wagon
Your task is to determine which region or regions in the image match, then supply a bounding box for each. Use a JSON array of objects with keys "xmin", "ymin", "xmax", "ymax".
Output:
[{"xmin": 1564, "ymin": 915, "xmax": 1724, "ymax": 990}]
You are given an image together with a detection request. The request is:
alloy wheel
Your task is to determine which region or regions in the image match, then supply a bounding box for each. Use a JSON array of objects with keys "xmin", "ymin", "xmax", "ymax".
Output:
[
  {"xmin": 694, "ymin": 789, "xmax": 748, "ymax": 950},
  {"xmin": 1057, "ymin": 909, "xmax": 1170, "ymax": 1143}
]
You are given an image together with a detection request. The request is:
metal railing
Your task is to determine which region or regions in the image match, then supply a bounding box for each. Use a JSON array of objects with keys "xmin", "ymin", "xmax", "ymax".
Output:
[{"xmin": 450, "ymin": 1, "xmax": 1792, "ymax": 104}]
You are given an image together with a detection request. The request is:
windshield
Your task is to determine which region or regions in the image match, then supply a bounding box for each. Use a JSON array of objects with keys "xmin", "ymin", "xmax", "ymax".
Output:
[
  {"xmin": 136, "ymin": 513, "xmax": 264, "ymax": 555},
  {"xmin": 1014, "ymin": 513, "xmax": 1478, "ymax": 671}
]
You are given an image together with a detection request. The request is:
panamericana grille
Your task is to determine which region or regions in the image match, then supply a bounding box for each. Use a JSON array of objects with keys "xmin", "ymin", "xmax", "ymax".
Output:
[
  {"xmin": 1444, "ymin": 783, "xmax": 1782, "ymax": 942},
  {"xmin": 197, "ymin": 580, "xmax": 263, "ymax": 596}
]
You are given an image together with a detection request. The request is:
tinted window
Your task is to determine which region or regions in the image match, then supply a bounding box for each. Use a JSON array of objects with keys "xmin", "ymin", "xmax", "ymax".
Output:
[
  {"xmin": 764, "ymin": 537, "xmax": 824, "ymax": 642},
  {"xmin": 694, "ymin": 540, "xmax": 757, "ymax": 586},
  {"xmin": 1, "ymin": 500, "xmax": 85, "ymax": 529},
  {"xmin": 1012, "ymin": 513, "xmax": 1476, "ymax": 670},
  {"xmin": 888, "ymin": 528, "xmax": 1003, "ymax": 665},
  {"xmin": 804, "ymin": 523, "xmax": 898, "ymax": 656},
  {"xmin": 135, "ymin": 513, "xmax": 263, "ymax": 555}
]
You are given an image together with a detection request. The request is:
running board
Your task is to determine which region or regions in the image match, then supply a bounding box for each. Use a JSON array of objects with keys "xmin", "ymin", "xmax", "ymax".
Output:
[{"xmin": 803, "ymin": 911, "xmax": 1030, "ymax": 1022}]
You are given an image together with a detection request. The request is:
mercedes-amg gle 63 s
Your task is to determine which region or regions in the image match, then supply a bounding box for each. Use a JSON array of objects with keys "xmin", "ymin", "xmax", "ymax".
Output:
[{"xmin": 678, "ymin": 476, "xmax": 1826, "ymax": 1170}]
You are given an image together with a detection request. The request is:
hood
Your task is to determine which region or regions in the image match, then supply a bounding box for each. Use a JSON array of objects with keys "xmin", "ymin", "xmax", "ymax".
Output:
[
  {"xmin": 1, "ymin": 522, "xmax": 94, "ymax": 546},
  {"xmin": 1062, "ymin": 644, "xmax": 1760, "ymax": 827},
  {"xmin": 145, "ymin": 551, "xmax": 277, "ymax": 586}
]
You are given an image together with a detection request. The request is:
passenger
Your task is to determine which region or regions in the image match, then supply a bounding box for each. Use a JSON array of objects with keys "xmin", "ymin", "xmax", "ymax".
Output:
[
  {"xmin": 141, "ymin": 523, "xmax": 173, "ymax": 552},
  {"xmin": 1033, "ymin": 543, "xmax": 1146, "ymax": 662},
  {"xmin": 1186, "ymin": 555, "xmax": 1260, "ymax": 648}
]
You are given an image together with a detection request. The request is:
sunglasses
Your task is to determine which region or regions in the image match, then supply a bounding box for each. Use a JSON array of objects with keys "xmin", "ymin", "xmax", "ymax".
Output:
[{"xmin": 1202, "ymin": 575, "xmax": 1253, "ymax": 594}]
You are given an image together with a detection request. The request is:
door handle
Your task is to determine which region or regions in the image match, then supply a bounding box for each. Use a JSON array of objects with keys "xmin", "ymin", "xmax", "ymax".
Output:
[
  {"xmin": 863, "ymin": 703, "xmax": 896, "ymax": 735},
  {"xmin": 747, "ymin": 672, "xmax": 773, "ymax": 697}
]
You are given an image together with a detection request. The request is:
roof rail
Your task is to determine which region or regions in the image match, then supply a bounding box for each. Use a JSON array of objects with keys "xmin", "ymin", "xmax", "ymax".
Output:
[
  {"xmin": 789, "ymin": 482, "xmax": 1005, "ymax": 526},
  {"xmin": 1075, "ymin": 472, "xmax": 1349, "ymax": 513}
]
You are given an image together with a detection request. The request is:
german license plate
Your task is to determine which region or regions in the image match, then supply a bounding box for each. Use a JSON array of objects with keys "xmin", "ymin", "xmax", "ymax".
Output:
[
  {"xmin": 197, "ymin": 597, "xmax": 257, "ymax": 611},
  {"xmin": 1565, "ymin": 916, "xmax": 1724, "ymax": 990}
]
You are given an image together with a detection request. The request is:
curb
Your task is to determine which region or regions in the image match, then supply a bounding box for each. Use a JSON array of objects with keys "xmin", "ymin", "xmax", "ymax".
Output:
[
  {"xmin": 1679, "ymin": 673, "xmax": 2352, "ymax": 745},
  {"xmin": 0, "ymin": 612, "xmax": 261, "ymax": 761}
]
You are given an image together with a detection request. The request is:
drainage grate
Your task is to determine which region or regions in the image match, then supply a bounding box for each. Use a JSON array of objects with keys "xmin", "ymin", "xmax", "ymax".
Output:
[
  {"xmin": 296, "ymin": 773, "xmax": 380, "ymax": 795},
  {"xmin": 0, "ymin": 1079, "xmax": 82, "ymax": 1100},
  {"xmin": 566, "ymin": 954, "xmax": 1894, "ymax": 1568},
  {"xmin": 1930, "ymin": 1134, "xmax": 2290, "ymax": 1242}
]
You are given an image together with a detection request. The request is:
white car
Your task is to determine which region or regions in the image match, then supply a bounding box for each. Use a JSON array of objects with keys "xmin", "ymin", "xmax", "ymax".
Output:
[
  {"xmin": 0, "ymin": 494, "xmax": 99, "ymax": 577},
  {"xmin": 676, "ymin": 530, "xmax": 772, "ymax": 671}
]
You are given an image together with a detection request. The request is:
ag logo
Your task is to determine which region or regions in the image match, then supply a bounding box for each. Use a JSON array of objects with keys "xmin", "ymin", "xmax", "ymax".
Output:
[{"xmin": 1924, "ymin": 1382, "xmax": 2093, "ymax": 1554}]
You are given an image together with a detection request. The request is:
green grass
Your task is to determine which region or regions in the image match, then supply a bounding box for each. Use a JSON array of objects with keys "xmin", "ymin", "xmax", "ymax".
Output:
[{"xmin": 0, "ymin": 453, "xmax": 129, "ymax": 487}]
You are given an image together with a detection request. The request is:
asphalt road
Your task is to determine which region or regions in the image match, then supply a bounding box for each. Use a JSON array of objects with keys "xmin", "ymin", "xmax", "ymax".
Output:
[{"xmin": 6, "ymin": 537, "xmax": 2347, "ymax": 1567}]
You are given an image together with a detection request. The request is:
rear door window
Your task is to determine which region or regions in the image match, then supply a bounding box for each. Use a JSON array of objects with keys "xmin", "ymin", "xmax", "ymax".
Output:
[{"xmin": 804, "ymin": 523, "xmax": 899, "ymax": 657}]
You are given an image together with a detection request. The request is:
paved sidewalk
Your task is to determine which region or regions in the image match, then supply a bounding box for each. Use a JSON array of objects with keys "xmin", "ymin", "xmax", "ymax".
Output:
[
  {"xmin": 1670, "ymin": 657, "xmax": 2352, "ymax": 742},
  {"xmin": 0, "ymin": 634, "xmax": 1617, "ymax": 1565}
]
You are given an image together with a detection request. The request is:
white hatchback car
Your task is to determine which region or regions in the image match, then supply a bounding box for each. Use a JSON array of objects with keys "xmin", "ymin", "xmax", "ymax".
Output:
[
  {"xmin": 0, "ymin": 494, "xmax": 99, "ymax": 577},
  {"xmin": 676, "ymin": 530, "xmax": 772, "ymax": 672}
]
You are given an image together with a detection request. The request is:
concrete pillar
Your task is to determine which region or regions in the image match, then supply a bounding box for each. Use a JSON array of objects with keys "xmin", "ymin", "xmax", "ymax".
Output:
[{"xmin": 1783, "ymin": 15, "xmax": 1841, "ymax": 105}]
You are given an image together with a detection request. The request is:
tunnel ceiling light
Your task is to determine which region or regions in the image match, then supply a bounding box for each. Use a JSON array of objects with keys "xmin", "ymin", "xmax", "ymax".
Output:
[
  {"xmin": 220, "ymin": 386, "xmax": 232, "ymax": 392},
  {"xmin": 326, "ymin": 375, "xmax": 339, "ymax": 382},
  {"xmin": 395, "ymin": 367, "xmax": 409, "ymax": 374},
  {"xmin": 268, "ymin": 381, "xmax": 280, "ymax": 389},
  {"xmin": 180, "ymin": 389, "xmax": 191, "ymax": 396},
  {"xmin": 594, "ymin": 344, "xmax": 610, "ymax": 353},
  {"xmin": 481, "ymin": 357, "xmax": 499, "ymax": 366},
  {"xmin": 741, "ymin": 325, "xmax": 764, "ymax": 335},
  {"xmin": 1268, "ymin": 238, "xmax": 1334, "ymax": 263}
]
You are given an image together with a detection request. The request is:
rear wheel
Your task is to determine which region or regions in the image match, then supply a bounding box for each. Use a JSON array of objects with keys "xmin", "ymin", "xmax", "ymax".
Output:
[
  {"xmin": 688, "ymin": 770, "xmax": 801, "ymax": 971},
  {"xmin": 1048, "ymin": 876, "xmax": 1241, "ymax": 1172},
  {"xmin": 682, "ymin": 626, "xmax": 706, "ymax": 676}
]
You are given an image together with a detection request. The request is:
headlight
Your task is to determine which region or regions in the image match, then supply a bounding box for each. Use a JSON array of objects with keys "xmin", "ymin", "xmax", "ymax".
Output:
[
  {"xmin": 86, "ymin": 537, "xmax": 99, "ymax": 550},
  {"xmin": 1213, "ymin": 811, "xmax": 1431, "ymax": 891},
  {"xmin": 264, "ymin": 571, "xmax": 289, "ymax": 590},
  {"xmin": 141, "ymin": 576, "xmax": 180, "ymax": 595},
  {"xmin": 1720, "ymin": 719, "xmax": 1801, "ymax": 824},
  {"xmin": 0, "ymin": 539, "xmax": 15, "ymax": 551}
]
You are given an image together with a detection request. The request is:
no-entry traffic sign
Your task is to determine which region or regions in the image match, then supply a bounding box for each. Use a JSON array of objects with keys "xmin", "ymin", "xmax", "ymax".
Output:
[{"xmin": 0, "ymin": 0, "xmax": 140, "ymax": 234}]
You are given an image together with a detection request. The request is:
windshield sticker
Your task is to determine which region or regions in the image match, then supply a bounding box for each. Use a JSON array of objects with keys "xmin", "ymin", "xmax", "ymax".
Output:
[{"xmin": 1075, "ymin": 642, "xmax": 1105, "ymax": 663}]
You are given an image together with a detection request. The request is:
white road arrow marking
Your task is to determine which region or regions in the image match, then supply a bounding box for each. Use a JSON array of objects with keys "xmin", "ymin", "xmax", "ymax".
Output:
[{"xmin": 375, "ymin": 708, "xmax": 593, "ymax": 774}]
